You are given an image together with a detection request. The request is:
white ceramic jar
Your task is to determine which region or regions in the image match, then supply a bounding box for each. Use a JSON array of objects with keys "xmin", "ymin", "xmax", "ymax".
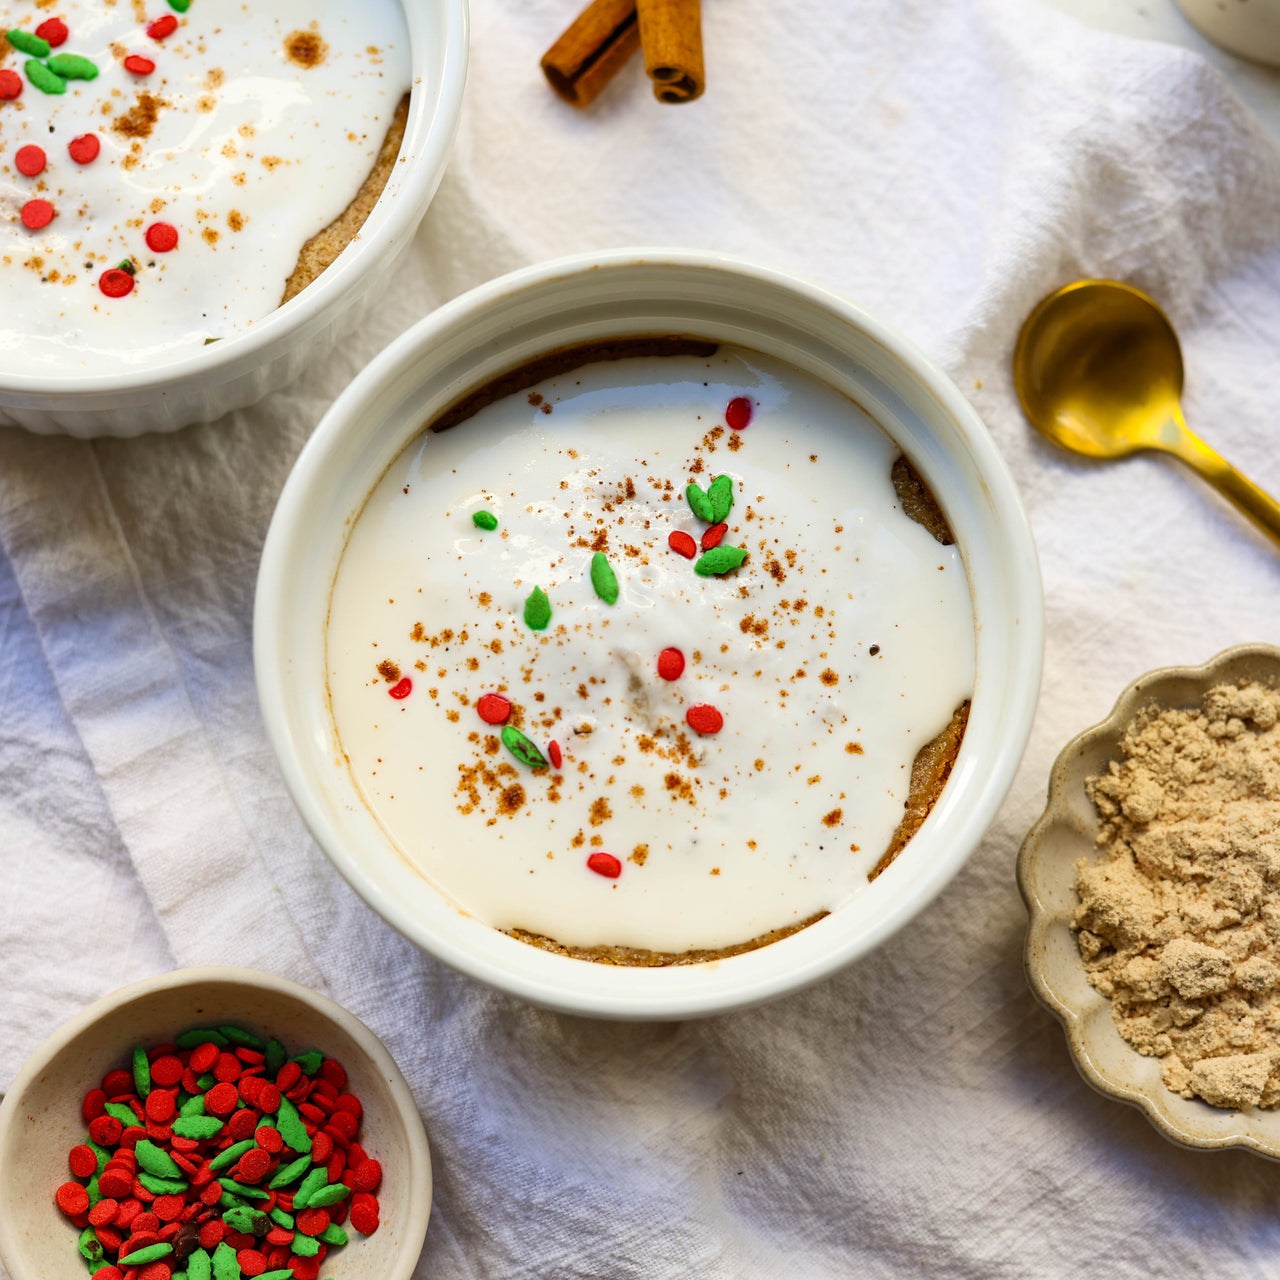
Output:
[
  {"xmin": 0, "ymin": 0, "xmax": 467, "ymax": 437},
  {"xmin": 254, "ymin": 249, "xmax": 1045, "ymax": 1020}
]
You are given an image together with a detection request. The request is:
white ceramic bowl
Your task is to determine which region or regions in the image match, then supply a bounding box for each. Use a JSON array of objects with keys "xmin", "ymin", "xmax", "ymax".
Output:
[
  {"xmin": 254, "ymin": 249, "xmax": 1044, "ymax": 1020},
  {"xmin": 0, "ymin": 967, "xmax": 432, "ymax": 1280},
  {"xmin": 1020, "ymin": 644, "xmax": 1280, "ymax": 1157},
  {"xmin": 0, "ymin": 2, "xmax": 467, "ymax": 438}
]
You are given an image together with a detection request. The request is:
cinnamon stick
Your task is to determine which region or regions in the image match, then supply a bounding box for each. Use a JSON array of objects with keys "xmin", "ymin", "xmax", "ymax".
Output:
[
  {"xmin": 541, "ymin": 0, "xmax": 640, "ymax": 109},
  {"xmin": 636, "ymin": 0, "xmax": 704, "ymax": 103}
]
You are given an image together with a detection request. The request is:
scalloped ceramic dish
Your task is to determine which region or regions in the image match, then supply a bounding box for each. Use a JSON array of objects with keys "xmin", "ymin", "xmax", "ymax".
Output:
[
  {"xmin": 0, "ymin": 968, "xmax": 432, "ymax": 1280},
  {"xmin": 1019, "ymin": 642, "xmax": 1280, "ymax": 1158}
]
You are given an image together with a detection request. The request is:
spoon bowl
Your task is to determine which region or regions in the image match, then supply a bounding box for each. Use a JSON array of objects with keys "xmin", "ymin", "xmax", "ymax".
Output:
[{"xmin": 1014, "ymin": 279, "xmax": 1280, "ymax": 546}]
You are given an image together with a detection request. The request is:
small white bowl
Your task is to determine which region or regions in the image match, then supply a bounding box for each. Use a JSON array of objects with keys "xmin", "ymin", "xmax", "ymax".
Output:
[
  {"xmin": 0, "ymin": 967, "xmax": 432, "ymax": 1280},
  {"xmin": 1019, "ymin": 643, "xmax": 1280, "ymax": 1157},
  {"xmin": 0, "ymin": 2, "xmax": 467, "ymax": 438},
  {"xmin": 254, "ymin": 248, "xmax": 1044, "ymax": 1020}
]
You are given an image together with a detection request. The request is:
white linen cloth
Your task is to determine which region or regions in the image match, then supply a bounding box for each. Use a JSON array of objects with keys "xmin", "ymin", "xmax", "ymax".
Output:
[{"xmin": 6, "ymin": 0, "xmax": 1280, "ymax": 1274}]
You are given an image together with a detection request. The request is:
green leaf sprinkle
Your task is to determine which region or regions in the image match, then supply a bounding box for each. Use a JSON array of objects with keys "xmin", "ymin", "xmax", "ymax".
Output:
[
  {"xmin": 472, "ymin": 510, "xmax": 498, "ymax": 531},
  {"xmin": 305, "ymin": 1182, "xmax": 352, "ymax": 1208},
  {"xmin": 305, "ymin": 1181, "xmax": 352, "ymax": 1208},
  {"xmin": 590, "ymin": 552, "xmax": 619, "ymax": 605},
  {"xmin": 138, "ymin": 1172, "xmax": 188, "ymax": 1195},
  {"xmin": 7, "ymin": 30, "xmax": 50, "ymax": 57},
  {"xmin": 208, "ymin": 1139, "xmax": 255, "ymax": 1171},
  {"xmin": 176, "ymin": 1028, "xmax": 228, "ymax": 1049},
  {"xmin": 523, "ymin": 586, "xmax": 551, "ymax": 631},
  {"xmin": 135, "ymin": 1139, "xmax": 180, "ymax": 1178},
  {"xmin": 292, "ymin": 1166, "xmax": 329, "ymax": 1209},
  {"xmin": 219, "ymin": 1025, "xmax": 264, "ymax": 1049},
  {"xmin": 78, "ymin": 1226, "xmax": 104, "ymax": 1262},
  {"xmin": 120, "ymin": 1243, "xmax": 174, "ymax": 1266},
  {"xmin": 264, "ymin": 1038, "xmax": 286, "ymax": 1074},
  {"xmin": 168, "ymin": 0, "xmax": 192, "ymax": 11},
  {"xmin": 132, "ymin": 1044, "xmax": 151, "ymax": 1098},
  {"xmin": 212, "ymin": 1241, "xmax": 240, "ymax": 1280},
  {"xmin": 268, "ymin": 1154, "xmax": 312, "ymax": 1189},
  {"xmin": 24, "ymin": 59, "xmax": 66, "ymax": 93},
  {"xmin": 685, "ymin": 482, "xmax": 714, "ymax": 523},
  {"xmin": 173, "ymin": 1115, "xmax": 223, "ymax": 1140},
  {"xmin": 501, "ymin": 725, "xmax": 548, "ymax": 770},
  {"xmin": 291, "ymin": 1234, "xmax": 321, "ymax": 1258},
  {"xmin": 708, "ymin": 474, "xmax": 734, "ymax": 523},
  {"xmin": 290, "ymin": 1049, "xmax": 323, "ymax": 1075},
  {"xmin": 694, "ymin": 546, "xmax": 748, "ymax": 577},
  {"xmin": 274, "ymin": 1095, "xmax": 311, "ymax": 1153},
  {"xmin": 187, "ymin": 1248, "xmax": 213, "ymax": 1280},
  {"xmin": 45, "ymin": 53, "xmax": 97, "ymax": 80}
]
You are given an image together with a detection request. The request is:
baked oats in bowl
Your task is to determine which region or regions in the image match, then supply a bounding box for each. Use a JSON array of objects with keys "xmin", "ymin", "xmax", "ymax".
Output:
[
  {"xmin": 255, "ymin": 249, "xmax": 1043, "ymax": 1019},
  {"xmin": 0, "ymin": 0, "xmax": 466, "ymax": 436},
  {"xmin": 1020, "ymin": 643, "xmax": 1280, "ymax": 1157}
]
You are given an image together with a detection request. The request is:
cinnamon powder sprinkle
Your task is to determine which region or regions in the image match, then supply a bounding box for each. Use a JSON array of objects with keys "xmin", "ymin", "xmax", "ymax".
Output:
[{"xmin": 284, "ymin": 27, "xmax": 329, "ymax": 68}]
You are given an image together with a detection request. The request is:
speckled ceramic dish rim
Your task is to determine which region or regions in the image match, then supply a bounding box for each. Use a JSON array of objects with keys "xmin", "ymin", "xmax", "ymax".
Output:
[{"xmin": 1018, "ymin": 642, "xmax": 1280, "ymax": 1158}]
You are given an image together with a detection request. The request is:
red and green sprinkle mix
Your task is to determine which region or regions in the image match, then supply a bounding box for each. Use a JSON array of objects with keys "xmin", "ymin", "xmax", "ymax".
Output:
[{"xmin": 57, "ymin": 1025, "xmax": 382, "ymax": 1280}]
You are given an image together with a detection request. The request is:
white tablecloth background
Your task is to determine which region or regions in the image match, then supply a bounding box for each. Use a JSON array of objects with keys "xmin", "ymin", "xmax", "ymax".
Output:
[{"xmin": 6, "ymin": 0, "xmax": 1280, "ymax": 1274}]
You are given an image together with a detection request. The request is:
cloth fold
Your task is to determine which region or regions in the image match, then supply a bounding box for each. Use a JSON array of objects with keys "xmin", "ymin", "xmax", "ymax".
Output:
[{"xmin": 6, "ymin": 1, "xmax": 1280, "ymax": 1274}]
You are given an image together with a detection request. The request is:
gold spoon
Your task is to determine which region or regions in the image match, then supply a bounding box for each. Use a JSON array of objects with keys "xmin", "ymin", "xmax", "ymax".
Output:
[{"xmin": 1013, "ymin": 278, "xmax": 1280, "ymax": 546}]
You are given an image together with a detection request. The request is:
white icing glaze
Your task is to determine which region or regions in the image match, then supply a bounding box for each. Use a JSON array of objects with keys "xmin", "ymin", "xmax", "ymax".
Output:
[
  {"xmin": 326, "ymin": 347, "xmax": 976, "ymax": 954},
  {"xmin": 0, "ymin": 0, "xmax": 408, "ymax": 374}
]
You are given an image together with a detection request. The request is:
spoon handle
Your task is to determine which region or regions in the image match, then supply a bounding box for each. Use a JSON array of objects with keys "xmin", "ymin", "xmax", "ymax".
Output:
[{"xmin": 1166, "ymin": 410, "xmax": 1280, "ymax": 547}]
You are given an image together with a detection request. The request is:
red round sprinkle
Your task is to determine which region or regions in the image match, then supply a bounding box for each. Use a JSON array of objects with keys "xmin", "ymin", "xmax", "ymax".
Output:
[
  {"xmin": 144, "ymin": 220, "xmax": 179, "ymax": 253},
  {"xmin": 83, "ymin": 1088, "xmax": 109, "ymax": 1123},
  {"xmin": 238, "ymin": 1250, "xmax": 267, "ymax": 1277},
  {"xmin": 328, "ymin": 1108, "xmax": 358, "ymax": 1140},
  {"xmin": 138, "ymin": 1263, "xmax": 173, "ymax": 1280},
  {"xmin": 667, "ymin": 530, "xmax": 697, "ymax": 559},
  {"xmin": 68, "ymin": 133, "xmax": 100, "ymax": 165},
  {"xmin": 146, "ymin": 14, "xmax": 178, "ymax": 39},
  {"xmin": 686, "ymin": 704, "xmax": 723, "ymax": 735},
  {"xmin": 586, "ymin": 851, "xmax": 622, "ymax": 879},
  {"xmin": 0, "ymin": 69, "xmax": 22, "ymax": 100},
  {"xmin": 188, "ymin": 1042, "xmax": 219, "ymax": 1073},
  {"xmin": 145, "ymin": 1089, "xmax": 175, "ymax": 1123},
  {"xmin": 290, "ymin": 1255, "xmax": 323, "ymax": 1279},
  {"xmin": 213, "ymin": 1051, "xmax": 242, "ymax": 1083},
  {"xmin": 204, "ymin": 1082, "xmax": 239, "ymax": 1116},
  {"xmin": 21, "ymin": 199, "xmax": 54, "ymax": 230},
  {"xmin": 90, "ymin": 1114, "xmax": 124, "ymax": 1146},
  {"xmin": 701, "ymin": 522, "xmax": 728, "ymax": 550},
  {"xmin": 725, "ymin": 396, "xmax": 753, "ymax": 430},
  {"xmin": 348, "ymin": 1199, "xmax": 379, "ymax": 1236},
  {"xmin": 351, "ymin": 1158, "xmax": 381, "ymax": 1193},
  {"xmin": 276, "ymin": 1062, "xmax": 302, "ymax": 1092},
  {"xmin": 476, "ymin": 693, "xmax": 511, "ymax": 725},
  {"xmin": 149, "ymin": 1054, "xmax": 183, "ymax": 1087},
  {"xmin": 123, "ymin": 54, "xmax": 155, "ymax": 75},
  {"xmin": 387, "ymin": 676, "xmax": 412, "ymax": 699},
  {"xmin": 236, "ymin": 1147, "xmax": 272, "ymax": 1184},
  {"xmin": 89, "ymin": 1198, "xmax": 119, "ymax": 1227},
  {"xmin": 56, "ymin": 1182, "xmax": 90, "ymax": 1216},
  {"xmin": 547, "ymin": 740, "xmax": 562, "ymax": 770},
  {"xmin": 256, "ymin": 1081, "xmax": 281, "ymax": 1114},
  {"xmin": 69, "ymin": 1144, "xmax": 99, "ymax": 1178},
  {"xmin": 296, "ymin": 1207, "xmax": 330, "ymax": 1237},
  {"xmin": 100, "ymin": 268, "xmax": 135, "ymax": 298},
  {"xmin": 91, "ymin": 1268, "xmax": 124, "ymax": 1280},
  {"xmin": 319, "ymin": 1059, "xmax": 347, "ymax": 1089},
  {"xmin": 256, "ymin": 1126, "xmax": 284, "ymax": 1154},
  {"xmin": 98, "ymin": 1168, "xmax": 134, "ymax": 1199},
  {"xmin": 36, "ymin": 18, "xmax": 69, "ymax": 46},
  {"xmin": 131, "ymin": 1211, "xmax": 161, "ymax": 1235},
  {"xmin": 102, "ymin": 1068, "xmax": 134, "ymax": 1095},
  {"xmin": 656, "ymin": 647, "xmax": 685, "ymax": 681},
  {"xmin": 198, "ymin": 1220, "xmax": 225, "ymax": 1250},
  {"xmin": 15, "ymin": 144, "xmax": 46, "ymax": 176},
  {"xmin": 334, "ymin": 1093, "xmax": 362, "ymax": 1121},
  {"xmin": 152, "ymin": 1194, "xmax": 184, "ymax": 1222},
  {"xmin": 310, "ymin": 1129, "xmax": 333, "ymax": 1163}
]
